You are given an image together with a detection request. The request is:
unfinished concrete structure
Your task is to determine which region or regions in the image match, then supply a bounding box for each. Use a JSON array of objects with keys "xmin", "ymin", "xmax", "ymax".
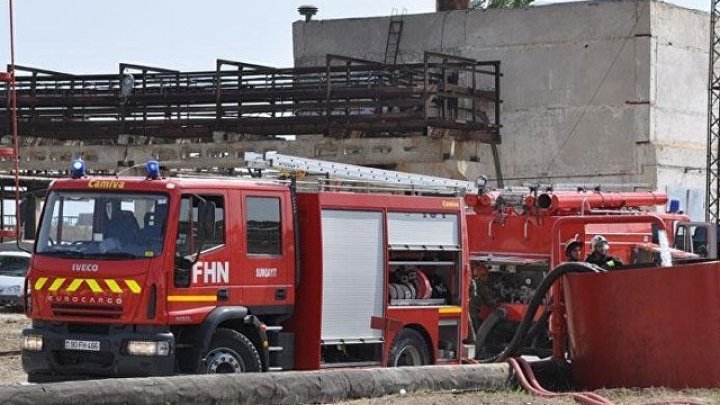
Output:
[{"xmin": 294, "ymin": 0, "xmax": 708, "ymax": 218}]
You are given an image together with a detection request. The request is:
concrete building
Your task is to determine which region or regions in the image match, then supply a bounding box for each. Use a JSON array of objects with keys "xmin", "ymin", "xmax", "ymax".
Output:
[{"xmin": 294, "ymin": 0, "xmax": 708, "ymax": 218}]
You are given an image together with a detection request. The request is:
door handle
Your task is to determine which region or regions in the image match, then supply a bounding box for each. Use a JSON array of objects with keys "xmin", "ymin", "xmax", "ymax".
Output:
[
  {"xmin": 217, "ymin": 288, "xmax": 229, "ymax": 301},
  {"xmin": 275, "ymin": 289, "xmax": 287, "ymax": 301}
]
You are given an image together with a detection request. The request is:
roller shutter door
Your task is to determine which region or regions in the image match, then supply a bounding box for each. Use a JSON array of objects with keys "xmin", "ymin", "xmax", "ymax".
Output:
[{"xmin": 321, "ymin": 210, "xmax": 384, "ymax": 342}]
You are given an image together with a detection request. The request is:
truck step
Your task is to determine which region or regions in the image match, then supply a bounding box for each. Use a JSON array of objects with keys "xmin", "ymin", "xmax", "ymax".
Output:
[
  {"xmin": 268, "ymin": 367, "xmax": 283, "ymax": 372},
  {"xmin": 268, "ymin": 346, "xmax": 283, "ymax": 352},
  {"xmin": 265, "ymin": 325, "xmax": 283, "ymax": 332}
]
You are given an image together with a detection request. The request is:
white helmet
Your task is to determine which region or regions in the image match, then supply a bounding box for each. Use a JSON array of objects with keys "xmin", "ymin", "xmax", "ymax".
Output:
[{"xmin": 590, "ymin": 235, "xmax": 608, "ymax": 249}]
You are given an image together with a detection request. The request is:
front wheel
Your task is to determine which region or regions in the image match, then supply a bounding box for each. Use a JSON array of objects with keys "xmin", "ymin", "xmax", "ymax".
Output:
[
  {"xmin": 386, "ymin": 328, "xmax": 431, "ymax": 367},
  {"xmin": 203, "ymin": 328, "xmax": 262, "ymax": 373}
]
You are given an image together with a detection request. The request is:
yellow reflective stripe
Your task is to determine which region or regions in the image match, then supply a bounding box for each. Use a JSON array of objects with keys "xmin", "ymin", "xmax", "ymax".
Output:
[
  {"xmin": 167, "ymin": 295, "xmax": 217, "ymax": 303},
  {"xmin": 438, "ymin": 306, "xmax": 462, "ymax": 315},
  {"xmin": 104, "ymin": 279, "xmax": 123, "ymax": 294},
  {"xmin": 124, "ymin": 280, "xmax": 142, "ymax": 294},
  {"xmin": 85, "ymin": 279, "xmax": 103, "ymax": 293},
  {"xmin": 48, "ymin": 278, "xmax": 65, "ymax": 292},
  {"xmin": 65, "ymin": 279, "xmax": 84, "ymax": 292},
  {"xmin": 34, "ymin": 277, "xmax": 48, "ymax": 291}
]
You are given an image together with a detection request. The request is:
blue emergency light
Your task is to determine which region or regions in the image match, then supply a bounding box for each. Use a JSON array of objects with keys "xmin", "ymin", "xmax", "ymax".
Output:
[
  {"xmin": 70, "ymin": 158, "xmax": 86, "ymax": 179},
  {"xmin": 146, "ymin": 160, "xmax": 161, "ymax": 179}
]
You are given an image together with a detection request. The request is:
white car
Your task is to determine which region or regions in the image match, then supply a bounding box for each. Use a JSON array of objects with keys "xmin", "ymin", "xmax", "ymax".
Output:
[{"xmin": 0, "ymin": 250, "xmax": 30, "ymax": 308}]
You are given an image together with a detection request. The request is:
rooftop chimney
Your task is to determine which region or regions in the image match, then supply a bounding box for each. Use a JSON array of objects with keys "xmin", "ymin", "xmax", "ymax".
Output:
[
  {"xmin": 436, "ymin": 0, "xmax": 470, "ymax": 11},
  {"xmin": 298, "ymin": 5, "xmax": 319, "ymax": 22}
]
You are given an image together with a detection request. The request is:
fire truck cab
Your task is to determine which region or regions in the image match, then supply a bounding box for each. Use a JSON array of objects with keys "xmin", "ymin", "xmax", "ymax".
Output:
[{"xmin": 21, "ymin": 159, "xmax": 469, "ymax": 380}]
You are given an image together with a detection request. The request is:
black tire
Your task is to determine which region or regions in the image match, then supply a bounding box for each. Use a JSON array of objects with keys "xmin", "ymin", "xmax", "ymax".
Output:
[
  {"xmin": 386, "ymin": 328, "xmax": 431, "ymax": 367},
  {"xmin": 203, "ymin": 328, "xmax": 262, "ymax": 373}
]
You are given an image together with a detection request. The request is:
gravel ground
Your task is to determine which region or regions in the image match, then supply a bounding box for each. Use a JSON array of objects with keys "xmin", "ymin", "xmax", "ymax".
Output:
[
  {"xmin": 0, "ymin": 315, "xmax": 717, "ymax": 404},
  {"xmin": 0, "ymin": 313, "xmax": 26, "ymax": 384},
  {"xmin": 341, "ymin": 388, "xmax": 720, "ymax": 404}
]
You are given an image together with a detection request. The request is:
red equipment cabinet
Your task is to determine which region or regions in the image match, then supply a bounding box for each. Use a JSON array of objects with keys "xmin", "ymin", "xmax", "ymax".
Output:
[
  {"xmin": 286, "ymin": 191, "xmax": 469, "ymax": 369},
  {"xmin": 21, "ymin": 175, "xmax": 469, "ymax": 380}
]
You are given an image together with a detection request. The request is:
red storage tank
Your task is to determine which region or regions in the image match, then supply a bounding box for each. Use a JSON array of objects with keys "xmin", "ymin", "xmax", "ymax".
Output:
[{"xmin": 563, "ymin": 261, "xmax": 720, "ymax": 388}]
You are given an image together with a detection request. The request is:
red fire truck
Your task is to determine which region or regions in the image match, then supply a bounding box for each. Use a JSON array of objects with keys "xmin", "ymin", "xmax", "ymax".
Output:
[
  {"xmin": 21, "ymin": 152, "xmax": 702, "ymax": 381},
  {"xmin": 463, "ymin": 188, "xmax": 703, "ymax": 358},
  {"xmin": 21, "ymin": 154, "xmax": 472, "ymax": 381}
]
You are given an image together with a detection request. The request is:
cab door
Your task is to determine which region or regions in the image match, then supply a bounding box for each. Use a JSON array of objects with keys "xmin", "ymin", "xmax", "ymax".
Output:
[
  {"xmin": 240, "ymin": 190, "xmax": 294, "ymax": 310},
  {"xmin": 167, "ymin": 191, "xmax": 235, "ymax": 308}
]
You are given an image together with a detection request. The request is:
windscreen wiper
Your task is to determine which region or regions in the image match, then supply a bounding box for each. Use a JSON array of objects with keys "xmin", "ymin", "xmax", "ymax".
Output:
[
  {"xmin": 96, "ymin": 252, "xmax": 140, "ymax": 259},
  {"xmin": 38, "ymin": 250, "xmax": 88, "ymax": 259}
]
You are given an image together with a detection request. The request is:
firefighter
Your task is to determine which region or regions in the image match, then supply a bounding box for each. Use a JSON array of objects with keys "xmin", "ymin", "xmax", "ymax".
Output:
[
  {"xmin": 585, "ymin": 235, "xmax": 623, "ymax": 269},
  {"xmin": 565, "ymin": 238, "xmax": 583, "ymax": 262}
]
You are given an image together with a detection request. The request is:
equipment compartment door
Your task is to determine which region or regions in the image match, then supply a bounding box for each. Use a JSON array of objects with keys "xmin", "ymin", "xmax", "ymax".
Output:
[
  {"xmin": 387, "ymin": 212, "xmax": 459, "ymax": 247},
  {"xmin": 320, "ymin": 210, "xmax": 384, "ymax": 341}
]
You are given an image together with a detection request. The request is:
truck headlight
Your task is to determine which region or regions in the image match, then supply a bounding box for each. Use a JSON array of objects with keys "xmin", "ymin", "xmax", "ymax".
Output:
[
  {"xmin": 22, "ymin": 335, "xmax": 43, "ymax": 351},
  {"xmin": 126, "ymin": 340, "xmax": 170, "ymax": 356}
]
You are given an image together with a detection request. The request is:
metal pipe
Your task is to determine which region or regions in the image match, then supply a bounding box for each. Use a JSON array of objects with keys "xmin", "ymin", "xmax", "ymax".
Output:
[{"xmin": 537, "ymin": 191, "xmax": 668, "ymax": 212}]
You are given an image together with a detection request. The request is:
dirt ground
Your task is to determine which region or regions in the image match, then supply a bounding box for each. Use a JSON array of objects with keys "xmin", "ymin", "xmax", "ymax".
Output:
[
  {"xmin": 341, "ymin": 388, "xmax": 720, "ymax": 404},
  {"xmin": 0, "ymin": 315, "xmax": 718, "ymax": 404},
  {"xmin": 0, "ymin": 313, "xmax": 26, "ymax": 384}
]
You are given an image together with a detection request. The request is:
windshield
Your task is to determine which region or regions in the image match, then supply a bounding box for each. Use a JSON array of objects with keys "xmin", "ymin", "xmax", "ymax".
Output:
[
  {"xmin": 36, "ymin": 191, "xmax": 169, "ymax": 259},
  {"xmin": 0, "ymin": 256, "xmax": 29, "ymax": 277}
]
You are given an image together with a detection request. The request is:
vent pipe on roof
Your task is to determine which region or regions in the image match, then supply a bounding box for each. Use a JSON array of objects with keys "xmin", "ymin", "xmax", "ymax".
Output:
[
  {"xmin": 298, "ymin": 5, "xmax": 319, "ymax": 22},
  {"xmin": 436, "ymin": 0, "xmax": 470, "ymax": 11}
]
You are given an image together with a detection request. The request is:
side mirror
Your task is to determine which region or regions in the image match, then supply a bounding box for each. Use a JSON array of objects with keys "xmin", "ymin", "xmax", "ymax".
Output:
[
  {"xmin": 196, "ymin": 199, "xmax": 216, "ymax": 250},
  {"xmin": 174, "ymin": 196, "xmax": 217, "ymax": 288}
]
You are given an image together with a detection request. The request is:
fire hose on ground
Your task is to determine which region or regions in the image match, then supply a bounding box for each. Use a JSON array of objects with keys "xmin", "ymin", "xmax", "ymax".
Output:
[
  {"xmin": 477, "ymin": 262, "xmax": 615, "ymax": 404},
  {"xmin": 479, "ymin": 262, "xmax": 604, "ymax": 363},
  {"xmin": 508, "ymin": 357, "xmax": 613, "ymax": 405}
]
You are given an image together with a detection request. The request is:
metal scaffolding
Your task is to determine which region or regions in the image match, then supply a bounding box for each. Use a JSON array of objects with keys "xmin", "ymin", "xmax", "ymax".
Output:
[
  {"xmin": 708, "ymin": 0, "xmax": 720, "ymax": 222},
  {"xmin": 0, "ymin": 52, "xmax": 501, "ymax": 144}
]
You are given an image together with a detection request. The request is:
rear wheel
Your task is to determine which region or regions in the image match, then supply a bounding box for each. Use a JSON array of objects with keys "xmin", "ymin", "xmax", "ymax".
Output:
[
  {"xmin": 203, "ymin": 328, "xmax": 262, "ymax": 373},
  {"xmin": 387, "ymin": 328, "xmax": 430, "ymax": 367}
]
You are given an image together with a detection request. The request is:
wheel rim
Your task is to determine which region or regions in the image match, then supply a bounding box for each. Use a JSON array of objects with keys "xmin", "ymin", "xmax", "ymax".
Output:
[
  {"xmin": 394, "ymin": 346, "xmax": 422, "ymax": 367},
  {"xmin": 206, "ymin": 347, "xmax": 245, "ymax": 373}
]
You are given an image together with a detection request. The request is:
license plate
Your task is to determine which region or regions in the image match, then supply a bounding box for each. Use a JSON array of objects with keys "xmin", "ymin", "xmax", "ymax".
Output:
[{"xmin": 64, "ymin": 339, "xmax": 100, "ymax": 352}]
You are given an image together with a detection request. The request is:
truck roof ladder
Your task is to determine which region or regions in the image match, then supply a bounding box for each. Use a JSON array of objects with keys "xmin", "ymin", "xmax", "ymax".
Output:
[{"xmin": 244, "ymin": 152, "xmax": 479, "ymax": 195}]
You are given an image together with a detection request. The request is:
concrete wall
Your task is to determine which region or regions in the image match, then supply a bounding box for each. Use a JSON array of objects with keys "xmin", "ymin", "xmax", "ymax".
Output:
[
  {"xmin": 293, "ymin": 0, "xmax": 709, "ymax": 218},
  {"xmin": 650, "ymin": 1, "xmax": 707, "ymax": 219}
]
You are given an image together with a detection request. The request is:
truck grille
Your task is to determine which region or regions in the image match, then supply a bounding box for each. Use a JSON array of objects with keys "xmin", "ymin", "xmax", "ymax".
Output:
[
  {"xmin": 51, "ymin": 304, "xmax": 123, "ymax": 319},
  {"xmin": 67, "ymin": 323, "xmax": 111, "ymax": 335}
]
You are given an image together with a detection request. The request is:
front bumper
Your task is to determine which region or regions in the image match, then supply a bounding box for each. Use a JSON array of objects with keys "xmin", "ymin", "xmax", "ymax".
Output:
[{"xmin": 22, "ymin": 321, "xmax": 175, "ymax": 378}]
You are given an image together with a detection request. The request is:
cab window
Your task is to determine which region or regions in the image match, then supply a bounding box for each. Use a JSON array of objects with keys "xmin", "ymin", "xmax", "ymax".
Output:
[
  {"xmin": 176, "ymin": 195, "xmax": 225, "ymax": 256},
  {"xmin": 246, "ymin": 197, "xmax": 281, "ymax": 255}
]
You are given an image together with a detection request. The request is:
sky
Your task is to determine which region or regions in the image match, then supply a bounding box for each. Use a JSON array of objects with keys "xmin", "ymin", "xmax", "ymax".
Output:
[{"xmin": 0, "ymin": 0, "xmax": 708, "ymax": 74}]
